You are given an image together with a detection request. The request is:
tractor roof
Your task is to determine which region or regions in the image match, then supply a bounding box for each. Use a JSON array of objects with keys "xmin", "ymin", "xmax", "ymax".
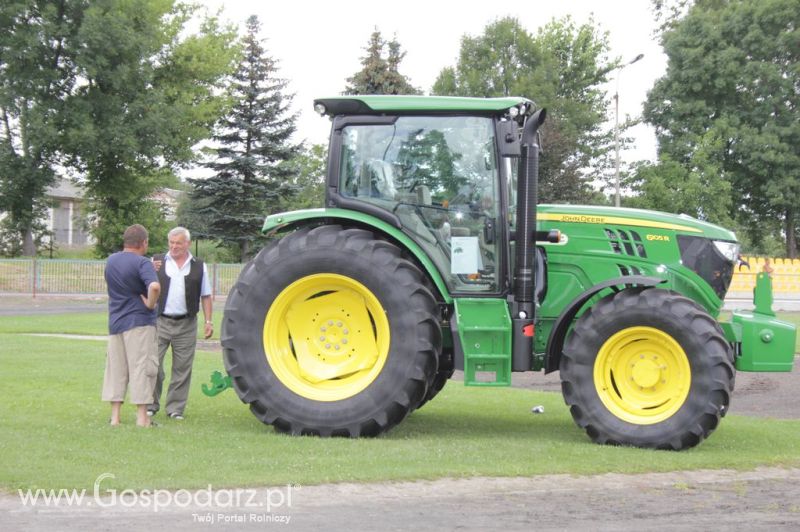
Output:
[{"xmin": 313, "ymin": 95, "xmax": 535, "ymax": 117}]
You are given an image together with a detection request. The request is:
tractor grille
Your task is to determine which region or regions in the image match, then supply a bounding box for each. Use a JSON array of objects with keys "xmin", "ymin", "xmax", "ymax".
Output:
[
  {"xmin": 605, "ymin": 228, "xmax": 648, "ymax": 258},
  {"xmin": 617, "ymin": 264, "xmax": 644, "ymax": 277},
  {"xmin": 677, "ymin": 235, "xmax": 735, "ymax": 299}
]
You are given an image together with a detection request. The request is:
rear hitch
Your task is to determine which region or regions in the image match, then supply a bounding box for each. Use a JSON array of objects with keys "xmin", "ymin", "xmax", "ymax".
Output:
[{"xmin": 201, "ymin": 370, "xmax": 232, "ymax": 397}]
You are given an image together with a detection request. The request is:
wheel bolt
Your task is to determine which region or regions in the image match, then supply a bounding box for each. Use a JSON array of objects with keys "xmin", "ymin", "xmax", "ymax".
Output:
[
  {"xmin": 342, "ymin": 339, "xmax": 348, "ymax": 344},
  {"xmin": 334, "ymin": 345, "xmax": 340, "ymax": 350},
  {"xmin": 319, "ymin": 336, "xmax": 326, "ymax": 341},
  {"xmin": 328, "ymin": 320, "xmax": 334, "ymax": 326},
  {"xmin": 343, "ymin": 329, "xmax": 349, "ymax": 335},
  {"xmin": 325, "ymin": 343, "xmax": 331, "ymax": 349},
  {"xmin": 321, "ymin": 327, "xmax": 327, "ymax": 332},
  {"xmin": 337, "ymin": 321, "xmax": 343, "ymax": 327}
]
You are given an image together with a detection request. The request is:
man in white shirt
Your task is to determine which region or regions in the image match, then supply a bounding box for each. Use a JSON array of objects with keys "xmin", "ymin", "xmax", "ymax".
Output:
[{"xmin": 148, "ymin": 227, "xmax": 213, "ymax": 420}]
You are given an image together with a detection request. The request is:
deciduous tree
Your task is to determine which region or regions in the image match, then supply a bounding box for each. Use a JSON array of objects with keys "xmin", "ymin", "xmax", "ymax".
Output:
[
  {"xmin": 0, "ymin": 1, "xmax": 238, "ymax": 257},
  {"xmin": 278, "ymin": 144, "xmax": 327, "ymax": 211},
  {"xmin": 432, "ymin": 17, "xmax": 615, "ymax": 204},
  {"xmin": 642, "ymin": 0, "xmax": 800, "ymax": 256},
  {"xmin": 0, "ymin": 1, "xmax": 78, "ymax": 255},
  {"xmin": 60, "ymin": 0, "xmax": 238, "ymax": 256}
]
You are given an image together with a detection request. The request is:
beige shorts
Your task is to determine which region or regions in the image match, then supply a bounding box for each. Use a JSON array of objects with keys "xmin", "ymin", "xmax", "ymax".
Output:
[{"xmin": 102, "ymin": 325, "xmax": 158, "ymax": 404}]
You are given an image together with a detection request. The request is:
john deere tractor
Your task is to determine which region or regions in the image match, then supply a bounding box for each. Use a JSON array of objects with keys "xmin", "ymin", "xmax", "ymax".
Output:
[{"xmin": 220, "ymin": 96, "xmax": 795, "ymax": 450}]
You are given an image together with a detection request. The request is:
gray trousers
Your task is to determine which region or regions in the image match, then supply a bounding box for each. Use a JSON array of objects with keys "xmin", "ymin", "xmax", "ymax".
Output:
[{"xmin": 150, "ymin": 315, "xmax": 197, "ymax": 415}]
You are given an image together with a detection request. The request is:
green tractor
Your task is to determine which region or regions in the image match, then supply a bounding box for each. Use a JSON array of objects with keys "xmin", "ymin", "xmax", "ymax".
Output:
[{"xmin": 220, "ymin": 95, "xmax": 795, "ymax": 450}]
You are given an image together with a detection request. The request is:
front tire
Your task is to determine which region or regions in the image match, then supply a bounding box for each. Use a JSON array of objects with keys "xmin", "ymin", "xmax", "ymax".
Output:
[
  {"xmin": 222, "ymin": 225, "xmax": 440, "ymax": 436},
  {"xmin": 560, "ymin": 288, "xmax": 734, "ymax": 450}
]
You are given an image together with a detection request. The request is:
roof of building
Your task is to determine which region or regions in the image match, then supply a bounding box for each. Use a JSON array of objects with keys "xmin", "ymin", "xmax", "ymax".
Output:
[{"xmin": 46, "ymin": 178, "xmax": 84, "ymax": 200}]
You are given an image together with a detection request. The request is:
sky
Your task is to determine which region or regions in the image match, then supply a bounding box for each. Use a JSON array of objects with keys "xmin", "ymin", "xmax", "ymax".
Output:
[{"xmin": 197, "ymin": 0, "xmax": 667, "ymax": 165}]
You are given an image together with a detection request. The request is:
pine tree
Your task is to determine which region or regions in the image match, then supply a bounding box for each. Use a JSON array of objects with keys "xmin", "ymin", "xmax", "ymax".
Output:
[
  {"xmin": 344, "ymin": 30, "xmax": 420, "ymax": 95},
  {"xmin": 189, "ymin": 15, "xmax": 299, "ymax": 261}
]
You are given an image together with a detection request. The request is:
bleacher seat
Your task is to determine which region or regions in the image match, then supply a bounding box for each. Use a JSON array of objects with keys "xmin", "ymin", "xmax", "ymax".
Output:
[{"xmin": 730, "ymin": 256, "xmax": 800, "ymax": 294}]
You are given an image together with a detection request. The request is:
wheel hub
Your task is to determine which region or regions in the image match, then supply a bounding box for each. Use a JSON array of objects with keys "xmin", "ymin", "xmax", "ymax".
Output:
[
  {"xmin": 264, "ymin": 273, "xmax": 390, "ymax": 401},
  {"xmin": 631, "ymin": 356, "xmax": 662, "ymax": 388},
  {"xmin": 286, "ymin": 290, "xmax": 379, "ymax": 383},
  {"xmin": 593, "ymin": 326, "xmax": 691, "ymax": 425}
]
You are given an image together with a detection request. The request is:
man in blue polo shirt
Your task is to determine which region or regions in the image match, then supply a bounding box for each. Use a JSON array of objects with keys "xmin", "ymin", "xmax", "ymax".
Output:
[{"xmin": 103, "ymin": 224, "xmax": 161, "ymax": 427}]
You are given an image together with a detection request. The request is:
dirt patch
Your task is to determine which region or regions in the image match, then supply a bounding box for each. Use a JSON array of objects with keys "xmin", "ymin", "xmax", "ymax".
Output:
[
  {"xmin": 503, "ymin": 361, "xmax": 800, "ymax": 420},
  {"xmin": 3, "ymin": 468, "xmax": 799, "ymax": 531}
]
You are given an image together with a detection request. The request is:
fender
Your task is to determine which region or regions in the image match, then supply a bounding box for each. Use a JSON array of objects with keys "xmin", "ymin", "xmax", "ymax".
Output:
[
  {"xmin": 543, "ymin": 275, "xmax": 666, "ymax": 373},
  {"xmin": 262, "ymin": 208, "xmax": 452, "ymax": 303}
]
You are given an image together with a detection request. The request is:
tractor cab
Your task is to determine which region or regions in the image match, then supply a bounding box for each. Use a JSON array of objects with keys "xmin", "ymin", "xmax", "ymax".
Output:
[{"xmin": 314, "ymin": 96, "xmax": 536, "ymax": 296}]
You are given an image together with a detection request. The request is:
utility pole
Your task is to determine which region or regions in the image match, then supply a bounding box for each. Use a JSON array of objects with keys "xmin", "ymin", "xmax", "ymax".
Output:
[{"xmin": 614, "ymin": 53, "xmax": 644, "ymax": 208}]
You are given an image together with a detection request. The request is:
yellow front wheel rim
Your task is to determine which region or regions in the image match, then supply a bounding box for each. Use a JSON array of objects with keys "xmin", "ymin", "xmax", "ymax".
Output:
[
  {"xmin": 593, "ymin": 326, "xmax": 691, "ymax": 425},
  {"xmin": 264, "ymin": 274, "xmax": 390, "ymax": 401}
]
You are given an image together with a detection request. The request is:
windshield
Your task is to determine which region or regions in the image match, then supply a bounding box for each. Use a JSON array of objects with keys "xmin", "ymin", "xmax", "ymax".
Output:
[{"xmin": 338, "ymin": 116, "xmax": 501, "ymax": 293}]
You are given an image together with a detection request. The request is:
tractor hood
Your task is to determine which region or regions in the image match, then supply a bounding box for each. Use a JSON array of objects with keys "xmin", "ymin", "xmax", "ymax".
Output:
[{"xmin": 537, "ymin": 204, "xmax": 737, "ymax": 242}]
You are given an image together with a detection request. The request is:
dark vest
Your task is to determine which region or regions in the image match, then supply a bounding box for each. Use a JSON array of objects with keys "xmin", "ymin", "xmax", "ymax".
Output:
[{"xmin": 154, "ymin": 253, "xmax": 205, "ymax": 317}]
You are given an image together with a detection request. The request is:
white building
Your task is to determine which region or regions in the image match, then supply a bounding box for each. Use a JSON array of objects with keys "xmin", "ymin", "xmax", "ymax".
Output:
[
  {"xmin": 43, "ymin": 179, "xmax": 183, "ymax": 249},
  {"xmin": 45, "ymin": 178, "xmax": 92, "ymax": 247}
]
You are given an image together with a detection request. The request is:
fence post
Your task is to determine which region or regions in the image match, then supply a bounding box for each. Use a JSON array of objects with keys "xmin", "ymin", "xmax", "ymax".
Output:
[
  {"xmin": 31, "ymin": 257, "xmax": 37, "ymax": 299},
  {"xmin": 212, "ymin": 262, "xmax": 218, "ymax": 298}
]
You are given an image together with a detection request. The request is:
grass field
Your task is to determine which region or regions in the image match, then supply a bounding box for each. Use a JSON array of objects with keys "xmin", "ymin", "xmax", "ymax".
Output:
[
  {"xmin": 1, "ymin": 309, "xmax": 797, "ymax": 351},
  {"xmin": 1, "ymin": 312, "xmax": 799, "ymax": 492}
]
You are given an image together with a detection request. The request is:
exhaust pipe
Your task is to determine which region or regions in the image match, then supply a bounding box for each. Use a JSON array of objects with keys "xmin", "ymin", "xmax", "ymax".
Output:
[
  {"xmin": 513, "ymin": 108, "xmax": 547, "ymax": 311},
  {"xmin": 511, "ymin": 108, "xmax": 546, "ymax": 372}
]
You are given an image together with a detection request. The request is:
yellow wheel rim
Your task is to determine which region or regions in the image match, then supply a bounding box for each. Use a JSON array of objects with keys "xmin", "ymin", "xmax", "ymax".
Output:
[
  {"xmin": 593, "ymin": 326, "xmax": 691, "ymax": 425},
  {"xmin": 263, "ymin": 274, "xmax": 390, "ymax": 401}
]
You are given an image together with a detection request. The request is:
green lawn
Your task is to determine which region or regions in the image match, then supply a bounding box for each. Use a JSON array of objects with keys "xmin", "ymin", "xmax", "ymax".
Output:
[
  {"xmin": 1, "ymin": 310, "xmax": 797, "ymax": 350},
  {"xmin": 1, "ymin": 330, "xmax": 798, "ymax": 492},
  {"xmin": 0, "ymin": 311, "xmax": 222, "ymax": 339}
]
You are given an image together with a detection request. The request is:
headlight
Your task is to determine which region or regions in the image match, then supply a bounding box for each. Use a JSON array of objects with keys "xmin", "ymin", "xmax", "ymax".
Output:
[{"xmin": 713, "ymin": 241, "xmax": 739, "ymax": 263}]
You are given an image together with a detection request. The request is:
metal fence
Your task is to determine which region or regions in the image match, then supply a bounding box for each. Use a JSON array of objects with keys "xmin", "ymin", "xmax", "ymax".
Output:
[
  {"xmin": 3, "ymin": 257, "xmax": 800, "ymax": 298},
  {"xmin": 0, "ymin": 259, "xmax": 244, "ymax": 297}
]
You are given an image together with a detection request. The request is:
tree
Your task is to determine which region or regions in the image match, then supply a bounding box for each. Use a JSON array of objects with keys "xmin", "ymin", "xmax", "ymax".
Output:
[
  {"xmin": 188, "ymin": 15, "xmax": 299, "ymax": 262},
  {"xmin": 344, "ymin": 30, "xmax": 420, "ymax": 95},
  {"xmin": 642, "ymin": 0, "xmax": 800, "ymax": 256},
  {"xmin": 59, "ymin": 1, "xmax": 238, "ymax": 256},
  {"xmin": 626, "ymin": 149, "xmax": 732, "ymax": 225},
  {"xmin": 395, "ymin": 130, "xmax": 464, "ymax": 199},
  {"xmin": 0, "ymin": 1, "xmax": 78, "ymax": 256},
  {"xmin": 1, "ymin": 1, "xmax": 238, "ymax": 257},
  {"xmin": 278, "ymin": 144, "xmax": 327, "ymax": 211},
  {"xmin": 432, "ymin": 17, "xmax": 615, "ymax": 204}
]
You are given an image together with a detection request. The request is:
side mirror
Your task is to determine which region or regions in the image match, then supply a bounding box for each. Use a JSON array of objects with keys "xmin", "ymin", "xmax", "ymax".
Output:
[{"xmin": 496, "ymin": 120, "xmax": 521, "ymax": 158}]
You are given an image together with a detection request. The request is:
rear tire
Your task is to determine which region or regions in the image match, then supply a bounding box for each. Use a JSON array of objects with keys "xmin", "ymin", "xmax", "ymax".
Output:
[
  {"xmin": 222, "ymin": 225, "xmax": 440, "ymax": 436},
  {"xmin": 417, "ymin": 366, "xmax": 455, "ymax": 409},
  {"xmin": 560, "ymin": 288, "xmax": 734, "ymax": 450}
]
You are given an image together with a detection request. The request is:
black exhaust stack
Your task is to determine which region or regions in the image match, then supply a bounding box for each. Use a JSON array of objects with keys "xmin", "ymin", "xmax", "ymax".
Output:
[{"xmin": 511, "ymin": 108, "xmax": 546, "ymax": 371}]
